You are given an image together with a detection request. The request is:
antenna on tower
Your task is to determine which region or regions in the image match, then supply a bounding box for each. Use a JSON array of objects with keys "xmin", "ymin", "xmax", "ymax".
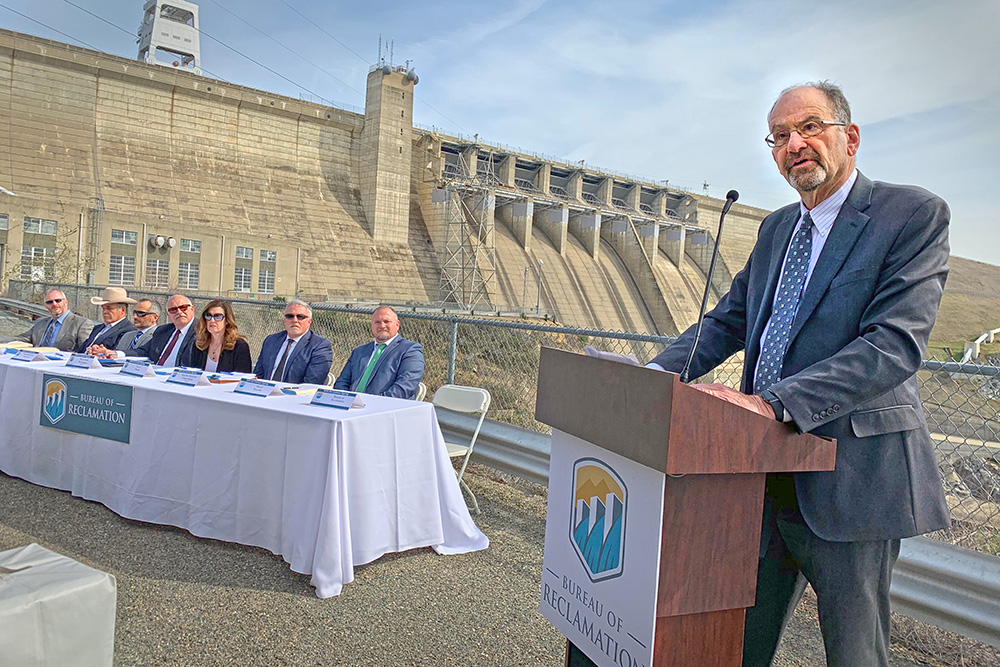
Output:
[
  {"xmin": 390, "ymin": 40, "xmax": 394, "ymax": 66},
  {"xmin": 378, "ymin": 34, "xmax": 382, "ymax": 65}
]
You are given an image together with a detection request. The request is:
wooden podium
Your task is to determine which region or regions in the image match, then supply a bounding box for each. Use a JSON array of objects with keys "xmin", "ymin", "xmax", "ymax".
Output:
[{"xmin": 535, "ymin": 347, "xmax": 836, "ymax": 667}]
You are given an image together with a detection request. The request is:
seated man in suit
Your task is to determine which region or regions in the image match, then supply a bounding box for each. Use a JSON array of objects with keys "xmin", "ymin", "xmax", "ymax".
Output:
[
  {"xmin": 79, "ymin": 287, "xmax": 138, "ymax": 353},
  {"xmin": 91, "ymin": 294, "xmax": 196, "ymax": 367},
  {"xmin": 253, "ymin": 300, "xmax": 333, "ymax": 384},
  {"xmin": 115, "ymin": 299, "xmax": 160, "ymax": 352},
  {"xmin": 14, "ymin": 288, "xmax": 94, "ymax": 351},
  {"xmin": 334, "ymin": 306, "xmax": 424, "ymax": 399}
]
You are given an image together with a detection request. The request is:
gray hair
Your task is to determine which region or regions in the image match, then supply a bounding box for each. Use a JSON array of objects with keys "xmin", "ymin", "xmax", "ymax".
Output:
[
  {"xmin": 285, "ymin": 299, "xmax": 312, "ymax": 317},
  {"xmin": 373, "ymin": 305, "xmax": 398, "ymax": 319},
  {"xmin": 137, "ymin": 299, "xmax": 161, "ymax": 316},
  {"xmin": 769, "ymin": 80, "xmax": 852, "ymax": 125}
]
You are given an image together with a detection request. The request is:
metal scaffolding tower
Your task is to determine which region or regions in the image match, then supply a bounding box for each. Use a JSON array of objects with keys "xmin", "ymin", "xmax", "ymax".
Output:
[{"xmin": 436, "ymin": 151, "xmax": 497, "ymax": 308}]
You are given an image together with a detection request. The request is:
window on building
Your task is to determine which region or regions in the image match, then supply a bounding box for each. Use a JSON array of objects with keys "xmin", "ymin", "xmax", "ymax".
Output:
[
  {"xmin": 23, "ymin": 217, "xmax": 58, "ymax": 235},
  {"xmin": 258, "ymin": 268, "xmax": 274, "ymax": 294},
  {"xmin": 178, "ymin": 262, "xmax": 200, "ymax": 290},
  {"xmin": 20, "ymin": 246, "xmax": 55, "ymax": 281},
  {"xmin": 146, "ymin": 258, "xmax": 170, "ymax": 289},
  {"xmin": 108, "ymin": 255, "xmax": 136, "ymax": 286},
  {"xmin": 110, "ymin": 229, "xmax": 138, "ymax": 245},
  {"xmin": 0, "ymin": 214, "xmax": 8, "ymax": 230},
  {"xmin": 235, "ymin": 246, "xmax": 253, "ymax": 260},
  {"xmin": 180, "ymin": 238, "xmax": 201, "ymax": 253},
  {"xmin": 259, "ymin": 249, "xmax": 276, "ymax": 262},
  {"xmin": 234, "ymin": 266, "xmax": 252, "ymax": 292}
]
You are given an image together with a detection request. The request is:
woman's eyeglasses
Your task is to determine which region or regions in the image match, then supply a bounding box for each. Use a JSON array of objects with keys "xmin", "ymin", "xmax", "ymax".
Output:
[{"xmin": 203, "ymin": 313, "xmax": 226, "ymax": 321}]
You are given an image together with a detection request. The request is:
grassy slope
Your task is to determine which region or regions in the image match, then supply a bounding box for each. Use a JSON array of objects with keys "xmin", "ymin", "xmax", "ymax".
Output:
[{"xmin": 930, "ymin": 256, "xmax": 1000, "ymax": 355}]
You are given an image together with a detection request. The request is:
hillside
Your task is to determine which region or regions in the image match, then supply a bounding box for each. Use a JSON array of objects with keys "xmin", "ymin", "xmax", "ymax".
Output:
[{"xmin": 931, "ymin": 256, "xmax": 1000, "ymax": 349}]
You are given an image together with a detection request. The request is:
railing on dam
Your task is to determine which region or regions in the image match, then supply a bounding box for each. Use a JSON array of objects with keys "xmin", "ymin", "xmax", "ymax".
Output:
[{"xmin": 6, "ymin": 280, "xmax": 1000, "ymax": 563}]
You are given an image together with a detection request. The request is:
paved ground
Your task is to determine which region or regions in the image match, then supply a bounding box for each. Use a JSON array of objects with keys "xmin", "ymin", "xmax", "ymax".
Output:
[{"xmin": 0, "ymin": 307, "xmax": 973, "ymax": 666}]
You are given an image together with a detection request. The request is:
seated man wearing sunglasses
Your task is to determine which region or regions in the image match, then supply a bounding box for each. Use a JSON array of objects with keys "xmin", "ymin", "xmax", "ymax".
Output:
[
  {"xmin": 13, "ymin": 288, "xmax": 94, "ymax": 351},
  {"xmin": 253, "ymin": 300, "xmax": 333, "ymax": 384},
  {"xmin": 93, "ymin": 294, "xmax": 198, "ymax": 367},
  {"xmin": 115, "ymin": 299, "xmax": 161, "ymax": 352}
]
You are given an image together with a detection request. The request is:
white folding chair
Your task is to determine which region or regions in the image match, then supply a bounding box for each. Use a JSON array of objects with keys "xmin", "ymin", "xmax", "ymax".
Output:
[
  {"xmin": 432, "ymin": 384, "xmax": 491, "ymax": 514},
  {"xmin": 415, "ymin": 382, "xmax": 427, "ymax": 402}
]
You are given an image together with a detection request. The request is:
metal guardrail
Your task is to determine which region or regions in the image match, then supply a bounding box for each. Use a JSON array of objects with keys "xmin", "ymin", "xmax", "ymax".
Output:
[
  {"xmin": 443, "ymin": 410, "xmax": 1000, "ymax": 649},
  {"xmin": 0, "ymin": 297, "xmax": 47, "ymax": 319}
]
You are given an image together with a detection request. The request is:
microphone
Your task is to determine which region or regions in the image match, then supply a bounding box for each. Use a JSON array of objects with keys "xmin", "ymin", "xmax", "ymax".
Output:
[{"xmin": 679, "ymin": 189, "xmax": 739, "ymax": 384}]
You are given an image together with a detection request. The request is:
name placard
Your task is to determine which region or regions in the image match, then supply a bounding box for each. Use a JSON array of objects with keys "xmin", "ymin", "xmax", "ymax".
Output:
[
  {"xmin": 310, "ymin": 388, "xmax": 364, "ymax": 410},
  {"xmin": 165, "ymin": 368, "xmax": 210, "ymax": 387},
  {"xmin": 233, "ymin": 378, "xmax": 281, "ymax": 397},
  {"xmin": 120, "ymin": 360, "xmax": 156, "ymax": 378},
  {"xmin": 12, "ymin": 350, "xmax": 46, "ymax": 362},
  {"xmin": 66, "ymin": 354, "xmax": 102, "ymax": 370}
]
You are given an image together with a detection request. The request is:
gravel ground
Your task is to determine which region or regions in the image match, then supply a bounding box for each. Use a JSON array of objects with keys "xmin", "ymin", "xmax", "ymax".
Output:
[
  {"xmin": 0, "ymin": 308, "xmax": 969, "ymax": 665},
  {"xmin": 0, "ymin": 464, "xmax": 950, "ymax": 667}
]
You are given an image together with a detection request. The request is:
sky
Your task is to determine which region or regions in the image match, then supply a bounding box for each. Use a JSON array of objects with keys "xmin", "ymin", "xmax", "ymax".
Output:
[{"xmin": 2, "ymin": 0, "xmax": 998, "ymax": 264}]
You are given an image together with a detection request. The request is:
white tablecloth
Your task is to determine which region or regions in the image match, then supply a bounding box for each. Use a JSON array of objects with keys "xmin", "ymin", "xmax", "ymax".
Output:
[
  {"xmin": 0, "ymin": 356, "xmax": 488, "ymax": 597},
  {"xmin": 0, "ymin": 543, "xmax": 117, "ymax": 667}
]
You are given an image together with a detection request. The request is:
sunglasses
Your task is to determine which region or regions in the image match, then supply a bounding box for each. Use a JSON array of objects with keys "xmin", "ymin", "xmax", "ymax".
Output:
[
  {"xmin": 203, "ymin": 313, "xmax": 226, "ymax": 321},
  {"xmin": 44, "ymin": 298, "xmax": 64, "ymax": 305},
  {"xmin": 284, "ymin": 313, "xmax": 310, "ymax": 320},
  {"xmin": 167, "ymin": 304, "xmax": 193, "ymax": 314},
  {"xmin": 133, "ymin": 310, "xmax": 153, "ymax": 317}
]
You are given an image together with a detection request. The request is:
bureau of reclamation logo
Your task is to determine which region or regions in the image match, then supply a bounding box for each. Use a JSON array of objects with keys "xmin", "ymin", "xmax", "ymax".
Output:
[
  {"xmin": 43, "ymin": 378, "xmax": 68, "ymax": 424},
  {"xmin": 570, "ymin": 458, "xmax": 626, "ymax": 582}
]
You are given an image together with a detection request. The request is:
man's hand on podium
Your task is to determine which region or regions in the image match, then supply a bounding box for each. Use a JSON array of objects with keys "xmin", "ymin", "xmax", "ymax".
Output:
[{"xmin": 692, "ymin": 383, "xmax": 776, "ymax": 419}]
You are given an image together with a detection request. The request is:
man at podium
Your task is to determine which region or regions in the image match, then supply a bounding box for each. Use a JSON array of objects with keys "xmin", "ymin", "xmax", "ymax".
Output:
[{"xmin": 647, "ymin": 82, "xmax": 950, "ymax": 667}]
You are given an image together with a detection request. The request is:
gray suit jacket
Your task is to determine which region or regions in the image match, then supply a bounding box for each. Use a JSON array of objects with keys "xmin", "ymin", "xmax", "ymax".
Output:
[
  {"xmin": 651, "ymin": 172, "xmax": 951, "ymax": 542},
  {"xmin": 16, "ymin": 311, "xmax": 95, "ymax": 351},
  {"xmin": 115, "ymin": 326, "xmax": 156, "ymax": 352}
]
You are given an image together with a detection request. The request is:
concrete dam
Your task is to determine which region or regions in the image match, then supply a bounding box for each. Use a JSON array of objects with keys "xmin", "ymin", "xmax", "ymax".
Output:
[{"xmin": 0, "ymin": 27, "xmax": 772, "ymax": 335}]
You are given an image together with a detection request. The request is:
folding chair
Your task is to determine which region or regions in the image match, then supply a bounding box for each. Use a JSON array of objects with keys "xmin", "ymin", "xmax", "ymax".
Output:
[
  {"xmin": 432, "ymin": 384, "xmax": 491, "ymax": 514},
  {"xmin": 415, "ymin": 382, "xmax": 428, "ymax": 402}
]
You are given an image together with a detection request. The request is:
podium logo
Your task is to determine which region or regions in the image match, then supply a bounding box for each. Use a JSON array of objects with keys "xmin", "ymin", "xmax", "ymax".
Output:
[
  {"xmin": 570, "ymin": 458, "xmax": 626, "ymax": 582},
  {"xmin": 43, "ymin": 378, "xmax": 67, "ymax": 424}
]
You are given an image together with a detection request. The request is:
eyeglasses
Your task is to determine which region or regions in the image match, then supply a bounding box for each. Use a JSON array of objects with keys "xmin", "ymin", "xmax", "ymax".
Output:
[
  {"xmin": 44, "ymin": 298, "xmax": 64, "ymax": 305},
  {"xmin": 133, "ymin": 310, "xmax": 153, "ymax": 317},
  {"xmin": 284, "ymin": 313, "xmax": 310, "ymax": 320},
  {"xmin": 203, "ymin": 313, "xmax": 226, "ymax": 321},
  {"xmin": 765, "ymin": 119, "xmax": 846, "ymax": 148},
  {"xmin": 167, "ymin": 304, "xmax": 193, "ymax": 314}
]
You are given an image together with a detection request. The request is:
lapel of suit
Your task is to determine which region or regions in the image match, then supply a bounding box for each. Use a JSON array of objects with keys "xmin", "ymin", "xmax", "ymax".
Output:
[
  {"xmin": 786, "ymin": 173, "xmax": 873, "ymax": 348},
  {"xmin": 50, "ymin": 316, "xmax": 69, "ymax": 347},
  {"xmin": 285, "ymin": 330, "xmax": 311, "ymax": 370}
]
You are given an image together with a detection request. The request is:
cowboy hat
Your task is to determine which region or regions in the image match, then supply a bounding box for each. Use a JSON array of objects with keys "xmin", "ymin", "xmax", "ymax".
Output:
[{"xmin": 90, "ymin": 287, "xmax": 138, "ymax": 306}]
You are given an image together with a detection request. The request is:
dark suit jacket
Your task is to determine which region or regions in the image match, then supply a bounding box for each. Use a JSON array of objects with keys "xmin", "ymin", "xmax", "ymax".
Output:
[
  {"xmin": 334, "ymin": 336, "xmax": 424, "ymax": 399},
  {"xmin": 130, "ymin": 323, "xmax": 196, "ymax": 367},
  {"xmin": 651, "ymin": 172, "xmax": 951, "ymax": 542},
  {"xmin": 16, "ymin": 311, "xmax": 94, "ymax": 351},
  {"xmin": 76, "ymin": 318, "xmax": 137, "ymax": 352},
  {"xmin": 190, "ymin": 338, "xmax": 253, "ymax": 373},
  {"xmin": 253, "ymin": 330, "xmax": 333, "ymax": 384}
]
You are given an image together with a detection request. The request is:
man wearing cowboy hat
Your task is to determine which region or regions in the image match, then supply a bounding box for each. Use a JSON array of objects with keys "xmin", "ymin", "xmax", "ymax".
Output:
[{"xmin": 79, "ymin": 287, "xmax": 138, "ymax": 353}]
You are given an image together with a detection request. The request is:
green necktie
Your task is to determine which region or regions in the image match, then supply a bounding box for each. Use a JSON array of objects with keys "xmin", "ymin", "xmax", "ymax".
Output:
[{"xmin": 356, "ymin": 343, "xmax": 386, "ymax": 394}]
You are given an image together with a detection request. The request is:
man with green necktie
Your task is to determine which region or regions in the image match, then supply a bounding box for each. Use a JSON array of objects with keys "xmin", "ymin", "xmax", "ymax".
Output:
[{"xmin": 334, "ymin": 306, "xmax": 424, "ymax": 399}]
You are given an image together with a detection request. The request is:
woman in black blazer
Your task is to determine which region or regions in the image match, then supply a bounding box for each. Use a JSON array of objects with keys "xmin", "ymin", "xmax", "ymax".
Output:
[{"xmin": 190, "ymin": 299, "xmax": 253, "ymax": 373}]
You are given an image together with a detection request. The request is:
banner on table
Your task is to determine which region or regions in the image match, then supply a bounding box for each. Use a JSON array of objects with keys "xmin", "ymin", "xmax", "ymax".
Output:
[{"xmin": 39, "ymin": 374, "xmax": 133, "ymax": 444}]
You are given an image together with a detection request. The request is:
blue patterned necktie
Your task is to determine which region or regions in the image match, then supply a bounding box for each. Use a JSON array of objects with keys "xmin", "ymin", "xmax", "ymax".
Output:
[
  {"xmin": 754, "ymin": 213, "xmax": 814, "ymax": 394},
  {"xmin": 41, "ymin": 320, "xmax": 57, "ymax": 347}
]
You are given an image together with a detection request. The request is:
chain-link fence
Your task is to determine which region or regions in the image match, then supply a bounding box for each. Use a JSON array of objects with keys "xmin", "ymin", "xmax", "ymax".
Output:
[
  {"xmin": 6, "ymin": 279, "xmax": 1000, "ymax": 663},
  {"xmin": 7, "ymin": 280, "xmax": 1000, "ymax": 561}
]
